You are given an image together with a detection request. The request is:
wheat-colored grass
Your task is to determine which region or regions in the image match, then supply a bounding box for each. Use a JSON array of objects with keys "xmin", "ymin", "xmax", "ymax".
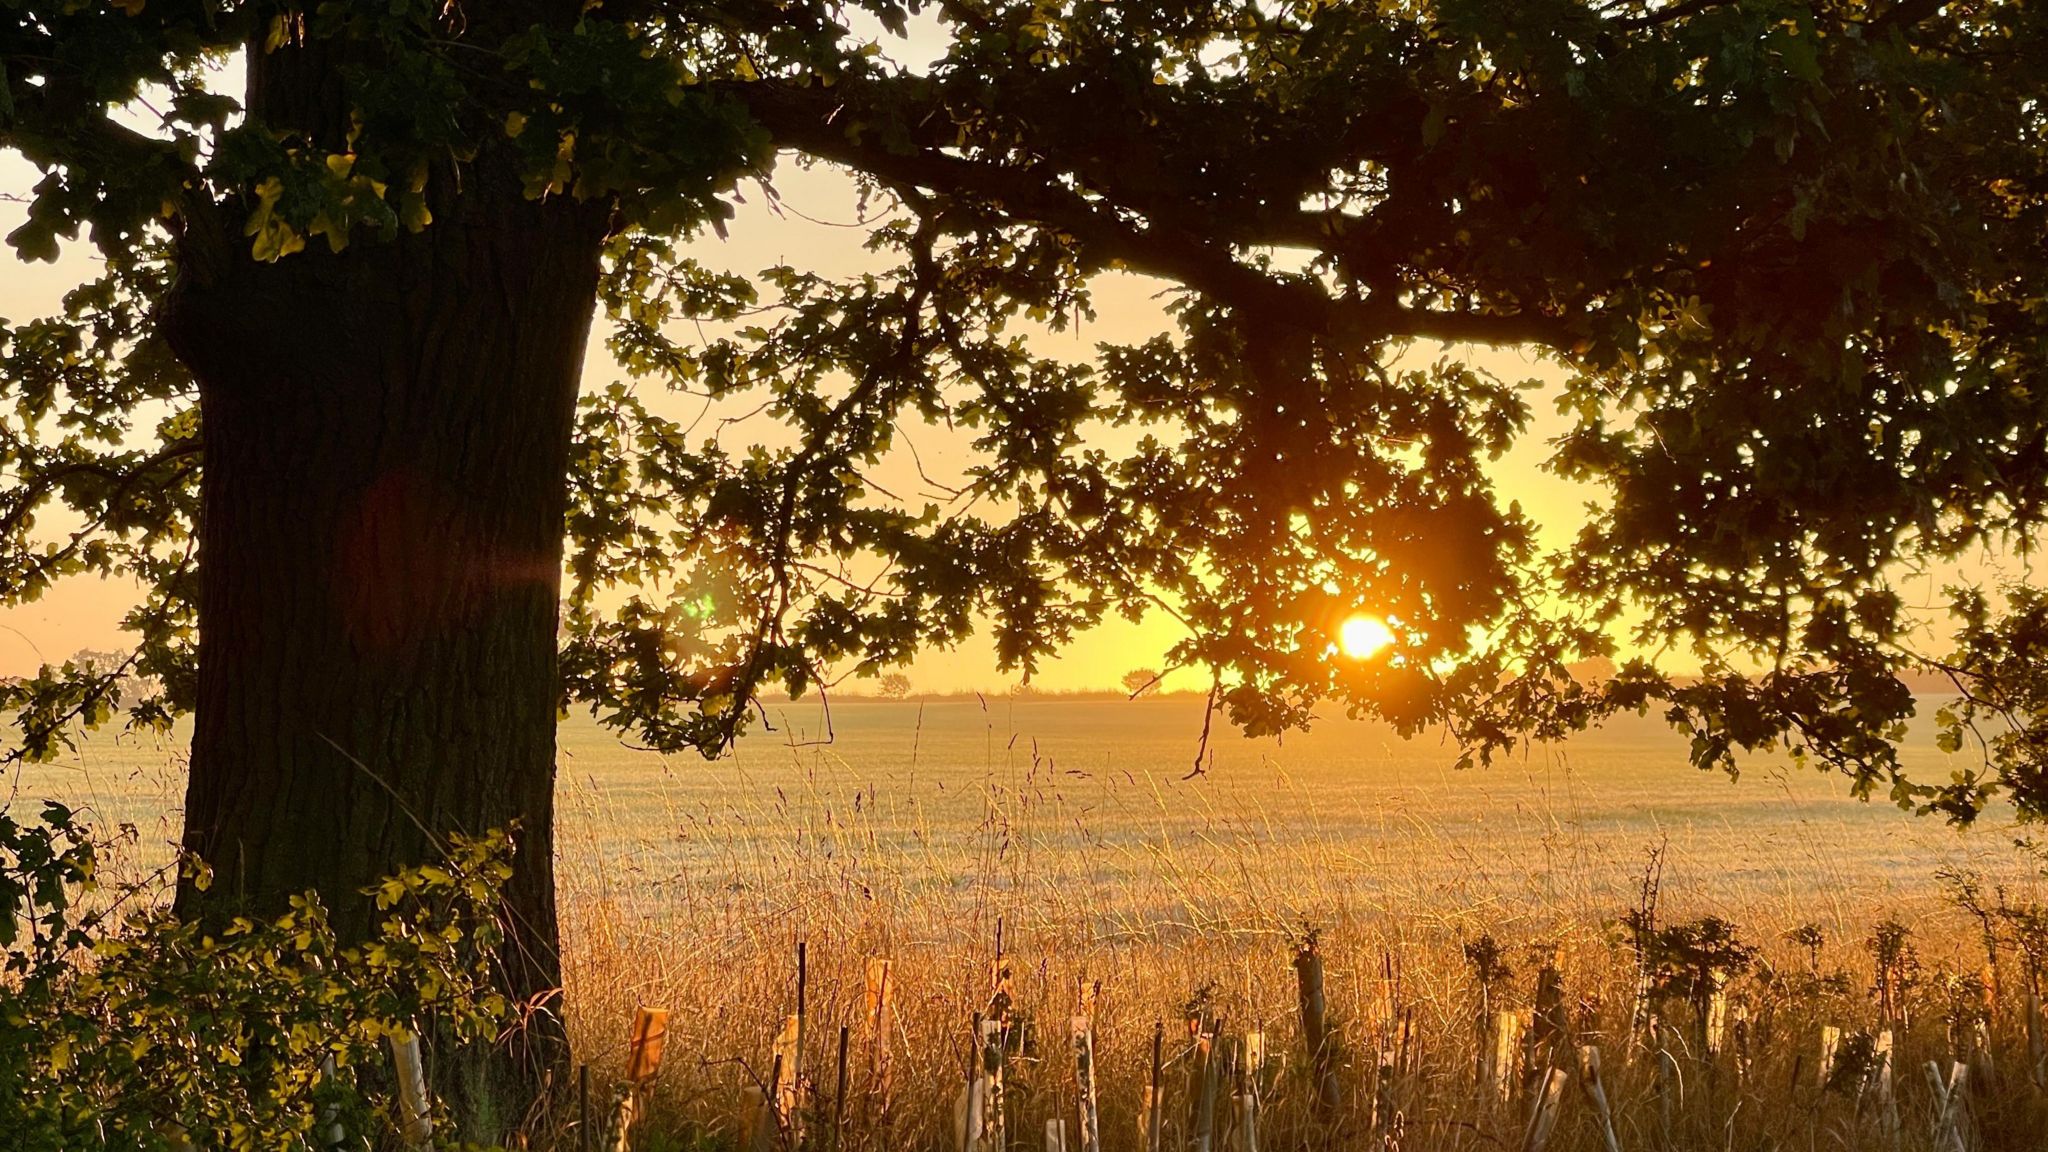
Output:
[
  {"xmin": 18, "ymin": 703, "xmax": 2044, "ymax": 1150},
  {"xmin": 554, "ymin": 706, "xmax": 2047, "ymax": 1152}
]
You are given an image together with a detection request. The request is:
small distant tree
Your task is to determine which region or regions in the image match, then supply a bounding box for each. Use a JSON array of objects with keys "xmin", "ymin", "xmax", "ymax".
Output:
[
  {"xmin": 64, "ymin": 649, "xmax": 156, "ymax": 713},
  {"xmin": 1122, "ymin": 668, "xmax": 1162, "ymax": 699},
  {"xmin": 876, "ymin": 672, "xmax": 913, "ymax": 700},
  {"xmin": 66, "ymin": 649, "xmax": 125, "ymax": 677}
]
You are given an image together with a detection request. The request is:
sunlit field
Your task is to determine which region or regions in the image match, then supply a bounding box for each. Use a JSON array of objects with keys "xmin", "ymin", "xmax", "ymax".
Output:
[{"xmin": 15, "ymin": 696, "xmax": 2046, "ymax": 1150}]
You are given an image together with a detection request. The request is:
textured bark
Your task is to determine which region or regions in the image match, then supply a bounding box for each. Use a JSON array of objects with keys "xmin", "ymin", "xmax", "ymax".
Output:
[{"xmin": 162, "ymin": 148, "xmax": 607, "ymax": 1136}]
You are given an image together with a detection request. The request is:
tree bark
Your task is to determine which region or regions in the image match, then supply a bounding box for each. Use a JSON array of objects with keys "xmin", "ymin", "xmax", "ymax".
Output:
[{"xmin": 162, "ymin": 151, "xmax": 607, "ymax": 1137}]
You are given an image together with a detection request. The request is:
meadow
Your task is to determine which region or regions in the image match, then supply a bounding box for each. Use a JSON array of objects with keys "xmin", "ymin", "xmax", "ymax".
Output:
[{"xmin": 11, "ymin": 695, "xmax": 2047, "ymax": 1150}]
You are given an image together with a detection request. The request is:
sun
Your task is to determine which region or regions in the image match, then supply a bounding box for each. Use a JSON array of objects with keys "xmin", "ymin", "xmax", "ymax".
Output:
[{"xmin": 1337, "ymin": 614, "xmax": 1396, "ymax": 660}]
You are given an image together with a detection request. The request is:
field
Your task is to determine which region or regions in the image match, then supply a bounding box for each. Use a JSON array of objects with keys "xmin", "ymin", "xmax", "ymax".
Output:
[{"xmin": 13, "ymin": 696, "xmax": 2048, "ymax": 1149}]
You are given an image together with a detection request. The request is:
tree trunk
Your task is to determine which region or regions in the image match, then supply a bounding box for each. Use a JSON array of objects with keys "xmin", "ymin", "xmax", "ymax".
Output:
[{"xmin": 162, "ymin": 150, "xmax": 607, "ymax": 1138}]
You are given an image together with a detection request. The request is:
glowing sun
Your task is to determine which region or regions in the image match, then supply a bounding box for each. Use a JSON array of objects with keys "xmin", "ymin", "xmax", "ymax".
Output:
[{"xmin": 1337, "ymin": 614, "xmax": 1396, "ymax": 660}]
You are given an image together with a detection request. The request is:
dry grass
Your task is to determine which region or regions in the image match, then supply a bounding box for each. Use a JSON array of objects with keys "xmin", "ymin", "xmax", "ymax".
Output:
[
  {"xmin": 18, "ymin": 706, "xmax": 2044, "ymax": 1149},
  {"xmin": 554, "ymin": 733, "xmax": 2048, "ymax": 1152}
]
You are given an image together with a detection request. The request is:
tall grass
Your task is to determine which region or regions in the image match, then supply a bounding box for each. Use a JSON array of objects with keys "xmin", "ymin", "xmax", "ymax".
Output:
[{"xmin": 555, "ymin": 725, "xmax": 2047, "ymax": 1152}]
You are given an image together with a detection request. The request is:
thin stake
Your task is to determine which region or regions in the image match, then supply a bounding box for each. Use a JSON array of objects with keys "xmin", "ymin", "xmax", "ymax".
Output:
[
  {"xmin": 963, "ymin": 1011, "xmax": 985, "ymax": 1152},
  {"xmin": 1146, "ymin": 1019, "xmax": 1165, "ymax": 1152},
  {"xmin": 832, "ymin": 1023, "xmax": 850, "ymax": 1152},
  {"xmin": 796, "ymin": 942, "xmax": 808, "ymax": 1142},
  {"xmin": 769, "ymin": 1054, "xmax": 786, "ymax": 1152}
]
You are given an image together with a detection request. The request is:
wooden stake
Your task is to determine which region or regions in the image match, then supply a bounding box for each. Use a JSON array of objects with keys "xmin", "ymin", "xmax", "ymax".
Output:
[
  {"xmin": 982, "ymin": 1015, "xmax": 1007, "ymax": 1152},
  {"xmin": 1703, "ymin": 974, "xmax": 1728, "ymax": 1058},
  {"xmin": 1648, "ymin": 1015, "xmax": 1675, "ymax": 1152},
  {"xmin": 1575, "ymin": 1046, "xmax": 1622, "ymax": 1152},
  {"xmin": 1731, "ymin": 1003, "xmax": 1752, "ymax": 1090},
  {"xmin": 1485, "ymin": 1010, "xmax": 1524, "ymax": 1107},
  {"xmin": 1072, "ymin": 1014, "xmax": 1102, "ymax": 1152},
  {"xmin": 957, "ymin": 1013, "xmax": 1007, "ymax": 1152},
  {"xmin": 1190, "ymin": 1017, "xmax": 1222, "ymax": 1152},
  {"xmin": 1294, "ymin": 938, "xmax": 1341, "ymax": 1123},
  {"xmin": 1870, "ymin": 1029, "xmax": 1899, "ymax": 1148},
  {"xmin": 1144, "ymin": 1019, "xmax": 1165, "ymax": 1152},
  {"xmin": 831, "ymin": 1023, "xmax": 850, "ymax": 1152},
  {"xmin": 1528, "ymin": 959, "xmax": 1566, "ymax": 1085},
  {"xmin": 795, "ymin": 942, "xmax": 808, "ymax": 1113},
  {"xmin": 1236, "ymin": 1030, "xmax": 1265, "ymax": 1152}
]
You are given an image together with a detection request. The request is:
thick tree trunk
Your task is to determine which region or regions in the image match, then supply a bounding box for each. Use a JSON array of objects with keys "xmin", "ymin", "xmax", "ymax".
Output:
[{"xmin": 162, "ymin": 158, "xmax": 607, "ymax": 1137}]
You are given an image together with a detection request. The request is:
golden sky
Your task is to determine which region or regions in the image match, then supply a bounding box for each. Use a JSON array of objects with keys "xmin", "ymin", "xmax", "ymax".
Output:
[
  {"xmin": 0, "ymin": 33, "xmax": 1605, "ymax": 695},
  {"xmin": 11, "ymin": 149, "xmax": 1979, "ymax": 695}
]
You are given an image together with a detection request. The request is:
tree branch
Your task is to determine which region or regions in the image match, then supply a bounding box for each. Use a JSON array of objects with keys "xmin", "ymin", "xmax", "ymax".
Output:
[{"xmin": 741, "ymin": 80, "xmax": 1574, "ymax": 351}]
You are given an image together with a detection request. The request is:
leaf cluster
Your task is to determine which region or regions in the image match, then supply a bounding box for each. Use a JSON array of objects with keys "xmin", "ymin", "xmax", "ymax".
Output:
[{"xmin": 0, "ymin": 803, "xmax": 517, "ymax": 1152}]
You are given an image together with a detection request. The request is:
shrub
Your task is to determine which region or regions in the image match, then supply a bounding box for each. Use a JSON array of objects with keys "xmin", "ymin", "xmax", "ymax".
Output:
[{"xmin": 0, "ymin": 801, "xmax": 514, "ymax": 1151}]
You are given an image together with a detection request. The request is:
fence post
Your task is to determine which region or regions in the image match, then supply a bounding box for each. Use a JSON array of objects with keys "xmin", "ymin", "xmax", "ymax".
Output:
[
  {"xmin": 1869, "ymin": 1029, "xmax": 1899, "ymax": 1149},
  {"xmin": 1144, "ymin": 1019, "xmax": 1165, "ymax": 1152},
  {"xmin": 795, "ymin": 942, "xmax": 808, "ymax": 1141},
  {"xmin": 1190, "ymin": 1016, "xmax": 1222, "ymax": 1152},
  {"xmin": 1294, "ymin": 937, "xmax": 1341, "ymax": 1125},
  {"xmin": 1485, "ymin": 1010, "xmax": 1524, "ymax": 1108},
  {"xmin": 1072, "ymin": 1013, "xmax": 1102, "ymax": 1152},
  {"xmin": 1703, "ymin": 971, "xmax": 1728, "ymax": 1059},
  {"xmin": 1649, "ymin": 1014, "xmax": 1675, "ymax": 1152},
  {"xmin": 831, "ymin": 1023, "xmax": 850, "ymax": 1152},
  {"xmin": 1235, "ymin": 1030, "xmax": 1265, "ymax": 1152}
]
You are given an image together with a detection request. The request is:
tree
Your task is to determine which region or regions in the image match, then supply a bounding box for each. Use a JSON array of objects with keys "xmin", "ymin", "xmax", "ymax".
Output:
[
  {"xmin": 1122, "ymin": 668, "xmax": 1162, "ymax": 699},
  {"xmin": 5, "ymin": 0, "xmax": 2048, "ymax": 1134},
  {"xmin": 876, "ymin": 672, "xmax": 914, "ymax": 699}
]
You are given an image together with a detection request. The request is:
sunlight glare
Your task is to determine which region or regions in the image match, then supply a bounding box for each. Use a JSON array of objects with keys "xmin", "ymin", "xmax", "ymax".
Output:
[{"xmin": 1337, "ymin": 614, "xmax": 1396, "ymax": 660}]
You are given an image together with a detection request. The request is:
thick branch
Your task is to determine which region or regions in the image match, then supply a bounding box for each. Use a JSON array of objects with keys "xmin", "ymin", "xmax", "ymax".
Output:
[{"xmin": 740, "ymin": 79, "xmax": 1574, "ymax": 351}]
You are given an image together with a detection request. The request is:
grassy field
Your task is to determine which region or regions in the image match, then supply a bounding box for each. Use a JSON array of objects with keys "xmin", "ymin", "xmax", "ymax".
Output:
[{"xmin": 13, "ymin": 696, "xmax": 2046, "ymax": 1149}]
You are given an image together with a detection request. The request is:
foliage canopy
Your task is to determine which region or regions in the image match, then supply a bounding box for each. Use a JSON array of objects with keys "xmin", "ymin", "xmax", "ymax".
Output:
[{"xmin": 4, "ymin": 1, "xmax": 2048, "ymax": 818}]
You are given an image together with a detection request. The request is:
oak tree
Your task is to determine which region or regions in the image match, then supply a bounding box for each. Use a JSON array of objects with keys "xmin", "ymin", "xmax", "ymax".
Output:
[{"xmin": 5, "ymin": 0, "xmax": 2046, "ymax": 1131}]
